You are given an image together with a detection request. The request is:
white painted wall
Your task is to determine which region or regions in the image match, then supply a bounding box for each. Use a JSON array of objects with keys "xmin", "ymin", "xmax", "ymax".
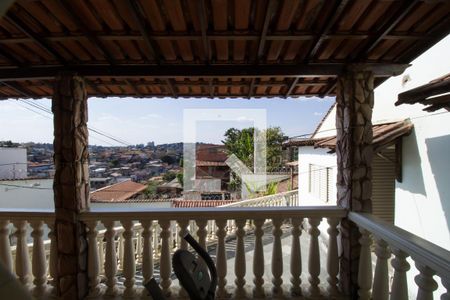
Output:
[
  {"xmin": 0, "ymin": 148, "xmax": 27, "ymax": 180},
  {"xmin": 297, "ymin": 146, "xmax": 337, "ymax": 206}
]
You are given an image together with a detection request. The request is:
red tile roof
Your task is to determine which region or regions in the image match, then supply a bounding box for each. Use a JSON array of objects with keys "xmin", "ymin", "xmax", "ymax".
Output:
[
  {"xmin": 90, "ymin": 180, "xmax": 147, "ymax": 202},
  {"xmin": 172, "ymin": 200, "xmax": 235, "ymax": 208}
]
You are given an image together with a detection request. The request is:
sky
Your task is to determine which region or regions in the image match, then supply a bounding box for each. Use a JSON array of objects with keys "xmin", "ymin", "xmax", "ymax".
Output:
[{"xmin": 0, "ymin": 96, "xmax": 334, "ymax": 146}]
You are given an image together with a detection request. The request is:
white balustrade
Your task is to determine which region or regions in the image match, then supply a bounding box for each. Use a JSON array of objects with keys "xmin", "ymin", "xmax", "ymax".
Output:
[
  {"xmin": 272, "ymin": 218, "xmax": 283, "ymax": 296},
  {"xmin": 253, "ymin": 219, "xmax": 265, "ymax": 298},
  {"xmin": 0, "ymin": 220, "xmax": 13, "ymax": 272},
  {"xmin": 140, "ymin": 219, "xmax": 153, "ymax": 298},
  {"xmin": 358, "ymin": 228, "xmax": 373, "ymax": 300},
  {"xmin": 326, "ymin": 218, "xmax": 340, "ymax": 297},
  {"xmin": 122, "ymin": 220, "xmax": 136, "ymax": 298},
  {"xmin": 30, "ymin": 220, "xmax": 47, "ymax": 297},
  {"xmin": 159, "ymin": 220, "xmax": 172, "ymax": 296},
  {"xmin": 234, "ymin": 219, "xmax": 247, "ymax": 298},
  {"xmin": 86, "ymin": 220, "xmax": 101, "ymax": 298},
  {"xmin": 215, "ymin": 219, "xmax": 228, "ymax": 298},
  {"xmin": 103, "ymin": 220, "xmax": 118, "ymax": 296},
  {"xmin": 308, "ymin": 218, "xmax": 321, "ymax": 297},
  {"xmin": 290, "ymin": 218, "xmax": 302, "ymax": 296},
  {"xmin": 13, "ymin": 220, "xmax": 32, "ymax": 287},
  {"xmin": 349, "ymin": 212, "xmax": 450, "ymax": 300}
]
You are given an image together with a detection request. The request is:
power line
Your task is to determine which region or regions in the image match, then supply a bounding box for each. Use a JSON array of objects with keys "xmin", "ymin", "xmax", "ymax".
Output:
[{"xmin": 9, "ymin": 99, "xmax": 132, "ymax": 146}]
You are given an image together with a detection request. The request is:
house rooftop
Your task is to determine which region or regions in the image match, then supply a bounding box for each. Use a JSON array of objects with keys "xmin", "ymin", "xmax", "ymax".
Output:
[
  {"xmin": 285, "ymin": 120, "xmax": 413, "ymax": 153},
  {"xmin": 90, "ymin": 179, "xmax": 147, "ymax": 202}
]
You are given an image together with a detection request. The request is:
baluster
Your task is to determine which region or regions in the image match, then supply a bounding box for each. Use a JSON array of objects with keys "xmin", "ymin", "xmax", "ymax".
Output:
[
  {"xmin": 104, "ymin": 221, "xmax": 118, "ymax": 296},
  {"xmin": 0, "ymin": 220, "xmax": 13, "ymax": 272},
  {"xmin": 141, "ymin": 220, "xmax": 153, "ymax": 298},
  {"xmin": 159, "ymin": 220, "xmax": 172, "ymax": 296},
  {"xmin": 358, "ymin": 228, "xmax": 373, "ymax": 300},
  {"xmin": 178, "ymin": 220, "xmax": 189, "ymax": 298},
  {"xmin": 211, "ymin": 220, "xmax": 217, "ymax": 240},
  {"xmin": 30, "ymin": 220, "xmax": 47, "ymax": 297},
  {"xmin": 227, "ymin": 220, "xmax": 233, "ymax": 235},
  {"xmin": 215, "ymin": 219, "xmax": 228, "ymax": 298},
  {"xmin": 136, "ymin": 227, "xmax": 143, "ymax": 265},
  {"xmin": 122, "ymin": 220, "xmax": 136, "ymax": 298},
  {"xmin": 13, "ymin": 220, "xmax": 31, "ymax": 287},
  {"xmin": 326, "ymin": 218, "xmax": 339, "ymax": 297},
  {"xmin": 234, "ymin": 219, "xmax": 246, "ymax": 298},
  {"xmin": 272, "ymin": 218, "xmax": 283, "ymax": 296},
  {"xmin": 47, "ymin": 221, "xmax": 57, "ymax": 296},
  {"xmin": 206, "ymin": 220, "xmax": 212, "ymax": 242},
  {"xmin": 372, "ymin": 238, "xmax": 391, "ymax": 300},
  {"xmin": 85, "ymin": 220, "xmax": 101, "ymax": 298},
  {"xmin": 441, "ymin": 278, "xmax": 450, "ymax": 300},
  {"xmin": 98, "ymin": 234, "xmax": 104, "ymax": 275},
  {"xmin": 117, "ymin": 230, "xmax": 124, "ymax": 271},
  {"xmin": 152, "ymin": 222, "xmax": 159, "ymax": 259},
  {"xmin": 290, "ymin": 218, "xmax": 302, "ymax": 296},
  {"xmin": 253, "ymin": 219, "xmax": 265, "ymax": 298},
  {"xmin": 415, "ymin": 263, "xmax": 438, "ymax": 300},
  {"xmin": 308, "ymin": 218, "xmax": 321, "ymax": 297},
  {"xmin": 196, "ymin": 219, "xmax": 208, "ymax": 249},
  {"xmin": 390, "ymin": 248, "xmax": 410, "ymax": 300}
]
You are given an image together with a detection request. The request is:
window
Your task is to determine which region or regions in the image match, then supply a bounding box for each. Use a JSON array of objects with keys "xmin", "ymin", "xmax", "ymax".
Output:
[{"xmin": 309, "ymin": 164, "xmax": 332, "ymax": 203}]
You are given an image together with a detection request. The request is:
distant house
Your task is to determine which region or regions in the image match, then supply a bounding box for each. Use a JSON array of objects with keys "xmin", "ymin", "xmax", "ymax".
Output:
[
  {"xmin": 195, "ymin": 144, "xmax": 230, "ymax": 190},
  {"xmin": 156, "ymin": 178, "xmax": 183, "ymax": 197},
  {"xmin": 0, "ymin": 147, "xmax": 27, "ymax": 179},
  {"xmin": 89, "ymin": 177, "xmax": 113, "ymax": 191},
  {"xmin": 90, "ymin": 179, "xmax": 147, "ymax": 202}
]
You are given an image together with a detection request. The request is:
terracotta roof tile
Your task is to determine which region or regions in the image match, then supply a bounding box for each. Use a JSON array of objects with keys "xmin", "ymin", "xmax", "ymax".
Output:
[{"xmin": 90, "ymin": 180, "xmax": 147, "ymax": 202}]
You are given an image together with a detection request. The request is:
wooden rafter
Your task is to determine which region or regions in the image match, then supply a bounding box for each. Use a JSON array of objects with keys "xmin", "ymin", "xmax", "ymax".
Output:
[
  {"xmin": 356, "ymin": 0, "xmax": 420, "ymax": 59},
  {"xmin": 247, "ymin": 78, "xmax": 256, "ymax": 99},
  {"xmin": 256, "ymin": 0, "xmax": 277, "ymax": 61},
  {"xmin": 198, "ymin": 0, "xmax": 210, "ymax": 62},
  {"xmin": 4, "ymin": 14, "xmax": 66, "ymax": 63},
  {"xmin": 59, "ymin": 0, "xmax": 116, "ymax": 65},
  {"xmin": 126, "ymin": 0, "xmax": 160, "ymax": 62},
  {"xmin": 285, "ymin": 78, "xmax": 299, "ymax": 98},
  {"xmin": 307, "ymin": 0, "xmax": 350, "ymax": 59}
]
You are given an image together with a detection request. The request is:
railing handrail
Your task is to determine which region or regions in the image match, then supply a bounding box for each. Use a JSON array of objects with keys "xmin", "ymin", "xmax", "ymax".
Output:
[
  {"xmin": 0, "ymin": 208, "xmax": 54, "ymax": 221},
  {"xmin": 349, "ymin": 212, "xmax": 450, "ymax": 281},
  {"xmin": 79, "ymin": 206, "xmax": 346, "ymax": 221},
  {"xmin": 220, "ymin": 190, "xmax": 297, "ymax": 207}
]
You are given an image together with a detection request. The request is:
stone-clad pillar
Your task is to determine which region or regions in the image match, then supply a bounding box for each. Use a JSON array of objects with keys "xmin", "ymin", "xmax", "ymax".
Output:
[
  {"xmin": 336, "ymin": 68, "xmax": 374, "ymax": 297},
  {"xmin": 52, "ymin": 73, "xmax": 90, "ymax": 299}
]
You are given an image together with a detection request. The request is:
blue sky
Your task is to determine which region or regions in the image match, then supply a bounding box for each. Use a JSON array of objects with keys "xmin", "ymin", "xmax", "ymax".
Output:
[{"xmin": 0, "ymin": 96, "xmax": 334, "ymax": 145}]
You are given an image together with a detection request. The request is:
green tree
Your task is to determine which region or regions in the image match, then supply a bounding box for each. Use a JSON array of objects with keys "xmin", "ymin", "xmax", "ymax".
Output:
[
  {"xmin": 161, "ymin": 155, "xmax": 176, "ymax": 165},
  {"xmin": 163, "ymin": 171, "xmax": 176, "ymax": 182},
  {"xmin": 222, "ymin": 126, "xmax": 287, "ymax": 171},
  {"xmin": 176, "ymin": 173, "xmax": 183, "ymax": 187},
  {"xmin": 144, "ymin": 181, "xmax": 158, "ymax": 198}
]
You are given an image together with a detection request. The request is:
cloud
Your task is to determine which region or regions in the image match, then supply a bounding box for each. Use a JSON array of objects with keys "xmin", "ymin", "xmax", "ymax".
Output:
[
  {"xmin": 139, "ymin": 113, "xmax": 163, "ymax": 120},
  {"xmin": 313, "ymin": 112, "xmax": 323, "ymax": 116}
]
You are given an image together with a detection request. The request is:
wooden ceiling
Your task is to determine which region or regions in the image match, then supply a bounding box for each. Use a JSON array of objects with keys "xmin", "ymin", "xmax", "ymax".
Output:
[{"xmin": 0, "ymin": 0, "xmax": 449, "ymax": 99}]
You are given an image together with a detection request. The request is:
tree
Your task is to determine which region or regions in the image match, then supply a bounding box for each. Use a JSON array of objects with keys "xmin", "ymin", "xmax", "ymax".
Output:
[
  {"xmin": 163, "ymin": 171, "xmax": 176, "ymax": 182},
  {"xmin": 161, "ymin": 155, "xmax": 176, "ymax": 165},
  {"xmin": 222, "ymin": 126, "xmax": 287, "ymax": 171},
  {"xmin": 144, "ymin": 181, "xmax": 158, "ymax": 198}
]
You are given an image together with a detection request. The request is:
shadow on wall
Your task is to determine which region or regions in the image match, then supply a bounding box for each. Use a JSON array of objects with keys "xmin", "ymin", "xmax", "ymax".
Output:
[
  {"xmin": 425, "ymin": 134, "xmax": 450, "ymax": 233},
  {"xmin": 400, "ymin": 128, "xmax": 426, "ymax": 196}
]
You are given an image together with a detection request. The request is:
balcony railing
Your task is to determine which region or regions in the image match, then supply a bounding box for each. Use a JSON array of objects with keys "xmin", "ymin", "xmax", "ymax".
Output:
[{"xmin": 0, "ymin": 193, "xmax": 449, "ymax": 299}]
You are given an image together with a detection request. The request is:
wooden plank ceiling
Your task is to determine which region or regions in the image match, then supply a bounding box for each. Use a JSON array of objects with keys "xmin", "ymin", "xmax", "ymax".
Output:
[{"xmin": 0, "ymin": 0, "xmax": 449, "ymax": 99}]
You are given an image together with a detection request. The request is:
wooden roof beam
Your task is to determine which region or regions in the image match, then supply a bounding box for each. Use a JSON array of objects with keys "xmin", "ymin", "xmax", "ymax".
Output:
[
  {"xmin": 307, "ymin": 0, "xmax": 350, "ymax": 59},
  {"xmin": 285, "ymin": 78, "xmax": 299, "ymax": 98},
  {"xmin": 198, "ymin": 0, "xmax": 210, "ymax": 63},
  {"xmin": 1, "ymin": 81, "xmax": 33, "ymax": 98},
  {"xmin": 256, "ymin": 0, "xmax": 277, "ymax": 61},
  {"xmin": 4, "ymin": 14, "xmax": 66, "ymax": 63},
  {"xmin": 126, "ymin": 0, "xmax": 161, "ymax": 63},
  {"xmin": 0, "ymin": 46, "xmax": 24, "ymax": 66},
  {"xmin": 165, "ymin": 79, "xmax": 177, "ymax": 98},
  {"xmin": 356, "ymin": 0, "xmax": 420, "ymax": 59},
  {"xmin": 0, "ymin": 63, "xmax": 410, "ymax": 81},
  {"xmin": 247, "ymin": 78, "xmax": 256, "ymax": 99},
  {"xmin": 124, "ymin": 79, "xmax": 142, "ymax": 97},
  {"xmin": 59, "ymin": 0, "xmax": 116, "ymax": 65}
]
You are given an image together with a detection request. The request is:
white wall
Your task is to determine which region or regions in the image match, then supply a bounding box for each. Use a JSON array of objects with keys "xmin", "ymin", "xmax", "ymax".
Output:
[
  {"xmin": 0, "ymin": 148, "xmax": 27, "ymax": 180},
  {"xmin": 298, "ymin": 146, "xmax": 337, "ymax": 206}
]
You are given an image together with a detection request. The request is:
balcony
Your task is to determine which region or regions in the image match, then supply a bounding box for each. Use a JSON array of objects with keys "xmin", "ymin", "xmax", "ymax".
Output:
[{"xmin": 0, "ymin": 191, "xmax": 448, "ymax": 299}]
